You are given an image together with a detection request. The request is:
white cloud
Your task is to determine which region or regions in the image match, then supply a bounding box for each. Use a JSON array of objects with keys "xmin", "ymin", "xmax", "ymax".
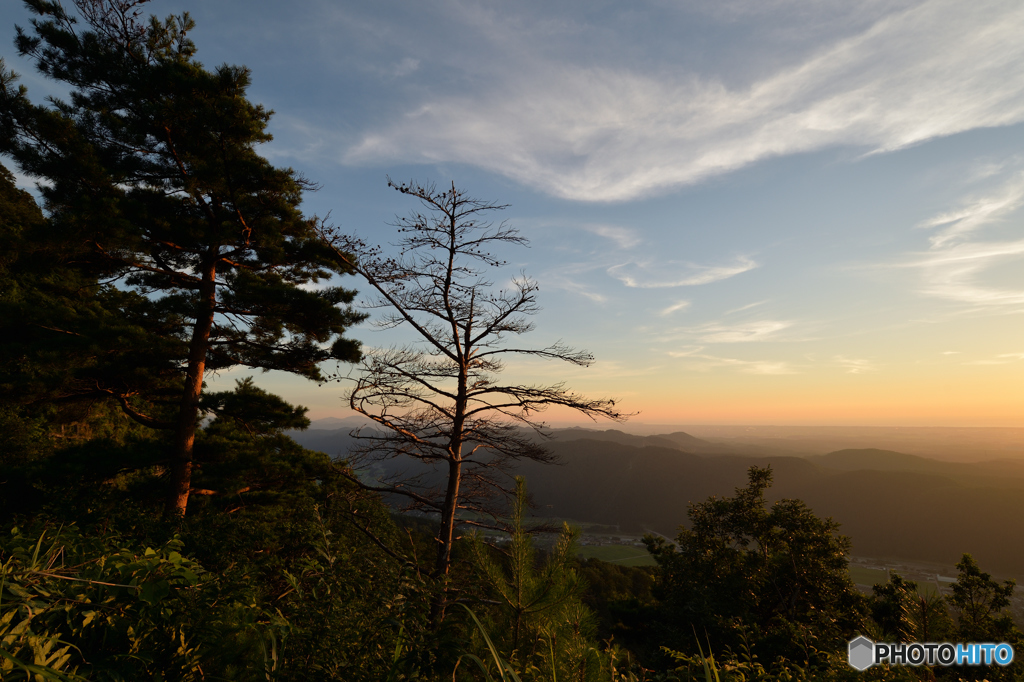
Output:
[
  {"xmin": 536, "ymin": 260, "xmax": 611, "ymax": 303},
  {"xmin": 667, "ymin": 348, "xmax": 798, "ymax": 374},
  {"xmin": 918, "ymin": 171, "xmax": 1024, "ymax": 247},
  {"xmin": 555, "ymin": 279, "xmax": 608, "ymax": 303},
  {"xmin": 834, "ymin": 355, "xmax": 876, "ymax": 374},
  {"xmin": 578, "ymin": 223, "xmax": 642, "ymax": 249},
  {"xmin": 725, "ymin": 301, "xmax": 769, "ymax": 314},
  {"xmin": 685, "ymin": 320, "xmax": 792, "ymax": 343},
  {"xmin": 894, "ymin": 169, "xmax": 1024, "ymax": 310},
  {"xmin": 608, "ymin": 256, "xmax": 757, "ymax": 288},
  {"xmin": 964, "ymin": 156, "xmax": 1022, "ymax": 184},
  {"xmin": 964, "ymin": 352, "xmax": 1024, "ymax": 365},
  {"xmin": 915, "ymin": 239, "xmax": 1024, "ymax": 306},
  {"xmin": 659, "ymin": 300, "xmax": 691, "ymax": 316},
  {"xmin": 342, "ymin": 0, "xmax": 1024, "ymax": 201}
]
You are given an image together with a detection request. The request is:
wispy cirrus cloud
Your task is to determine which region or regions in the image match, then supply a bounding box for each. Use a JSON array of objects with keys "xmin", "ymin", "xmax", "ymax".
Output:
[
  {"xmin": 916, "ymin": 239, "xmax": 1024, "ymax": 306},
  {"xmin": 964, "ymin": 352, "xmax": 1024, "ymax": 365},
  {"xmin": 901, "ymin": 170, "xmax": 1024, "ymax": 309},
  {"xmin": 578, "ymin": 223, "xmax": 642, "ymax": 249},
  {"xmin": 834, "ymin": 355, "xmax": 876, "ymax": 374},
  {"xmin": 608, "ymin": 256, "xmax": 757, "ymax": 288},
  {"xmin": 726, "ymin": 300, "xmax": 769, "ymax": 315},
  {"xmin": 684, "ymin": 320, "xmax": 792, "ymax": 343},
  {"xmin": 538, "ymin": 261, "xmax": 610, "ymax": 303},
  {"xmin": 919, "ymin": 171, "xmax": 1024, "ymax": 247},
  {"xmin": 341, "ymin": 0, "xmax": 1024, "ymax": 201},
  {"xmin": 659, "ymin": 300, "xmax": 692, "ymax": 317},
  {"xmin": 667, "ymin": 347, "xmax": 798, "ymax": 374}
]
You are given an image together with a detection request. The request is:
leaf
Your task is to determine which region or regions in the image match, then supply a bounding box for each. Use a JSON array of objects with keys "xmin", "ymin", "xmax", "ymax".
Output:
[
  {"xmin": 458, "ymin": 604, "xmax": 523, "ymax": 682},
  {"xmin": 139, "ymin": 579, "xmax": 170, "ymax": 605}
]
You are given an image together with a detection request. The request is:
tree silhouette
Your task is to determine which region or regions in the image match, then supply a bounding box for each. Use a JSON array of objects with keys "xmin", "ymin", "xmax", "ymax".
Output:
[
  {"xmin": 317, "ymin": 179, "xmax": 625, "ymax": 595},
  {"xmin": 950, "ymin": 553, "xmax": 1016, "ymax": 642},
  {"xmin": 0, "ymin": 0, "xmax": 363, "ymax": 516},
  {"xmin": 645, "ymin": 466, "xmax": 865, "ymax": 663}
]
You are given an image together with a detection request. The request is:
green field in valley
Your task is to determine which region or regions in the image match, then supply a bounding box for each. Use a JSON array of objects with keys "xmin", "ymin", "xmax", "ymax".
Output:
[
  {"xmin": 576, "ymin": 544, "xmax": 656, "ymax": 567},
  {"xmin": 849, "ymin": 566, "xmax": 889, "ymax": 586}
]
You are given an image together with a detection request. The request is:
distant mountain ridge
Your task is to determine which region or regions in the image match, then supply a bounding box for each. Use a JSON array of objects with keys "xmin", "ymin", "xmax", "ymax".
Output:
[
  {"xmin": 287, "ymin": 425, "xmax": 1024, "ymax": 578},
  {"xmin": 547, "ymin": 428, "xmax": 731, "ymax": 454},
  {"xmin": 517, "ymin": 439, "xmax": 1024, "ymax": 578}
]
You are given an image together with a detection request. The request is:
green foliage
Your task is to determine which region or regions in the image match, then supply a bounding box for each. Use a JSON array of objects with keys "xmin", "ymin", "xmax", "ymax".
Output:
[
  {"xmin": 1, "ymin": 0, "xmax": 364, "ymax": 379},
  {"xmin": 181, "ymin": 490, "xmax": 432, "ymax": 681},
  {"xmin": 0, "ymin": 159, "xmax": 163, "ymax": 495},
  {"xmin": 187, "ymin": 378, "xmax": 327, "ymax": 507},
  {"xmin": 946, "ymin": 553, "xmax": 1022, "ymax": 682},
  {"xmin": 577, "ymin": 559, "xmax": 656, "ymax": 663},
  {"xmin": 0, "ymin": 0, "xmax": 364, "ymax": 515},
  {"xmin": 871, "ymin": 573, "xmax": 953, "ymax": 644},
  {"xmin": 457, "ymin": 605, "xmax": 524, "ymax": 682},
  {"xmin": 657, "ymin": 641, "xmax": 923, "ymax": 682},
  {"xmin": 1, "ymin": 366, "xmax": 435, "ymax": 680},
  {"xmin": 645, "ymin": 466, "xmax": 866, "ymax": 669},
  {"xmin": 949, "ymin": 553, "xmax": 1016, "ymax": 642},
  {"xmin": 1, "ymin": 524, "xmax": 278, "ymax": 680},
  {"xmin": 1, "ymin": 477, "xmax": 434, "ymax": 681},
  {"xmin": 2, "ymin": 380, "xmax": 330, "ymax": 525},
  {"xmin": 0, "ymin": 154, "xmax": 182, "ymax": 437},
  {"xmin": 470, "ymin": 478, "xmax": 604, "ymax": 682}
]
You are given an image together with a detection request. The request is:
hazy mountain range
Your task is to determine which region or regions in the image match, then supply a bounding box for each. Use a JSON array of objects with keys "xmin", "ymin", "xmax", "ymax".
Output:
[{"xmin": 293, "ymin": 421, "xmax": 1024, "ymax": 579}]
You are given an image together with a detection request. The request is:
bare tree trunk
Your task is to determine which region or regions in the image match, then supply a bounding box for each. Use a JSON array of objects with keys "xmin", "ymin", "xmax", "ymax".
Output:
[
  {"xmin": 431, "ymin": 369, "xmax": 467, "ymax": 622},
  {"xmin": 165, "ymin": 254, "xmax": 218, "ymax": 518},
  {"xmin": 435, "ymin": 456, "xmax": 463, "ymax": 577},
  {"xmin": 430, "ymin": 424, "xmax": 464, "ymax": 623},
  {"xmin": 315, "ymin": 180, "xmax": 626, "ymax": 628}
]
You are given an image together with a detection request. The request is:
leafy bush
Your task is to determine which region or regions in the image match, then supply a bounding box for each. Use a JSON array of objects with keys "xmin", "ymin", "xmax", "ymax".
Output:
[
  {"xmin": 1, "ymin": 524, "xmax": 280, "ymax": 680},
  {"xmin": 645, "ymin": 466, "xmax": 866, "ymax": 669}
]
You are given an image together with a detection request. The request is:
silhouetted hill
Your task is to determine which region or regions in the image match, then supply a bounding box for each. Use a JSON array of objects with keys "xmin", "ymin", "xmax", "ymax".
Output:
[
  {"xmin": 679, "ymin": 425, "xmax": 1024, "ymax": 463},
  {"xmin": 514, "ymin": 440, "xmax": 1024, "ymax": 578},
  {"xmin": 513, "ymin": 439, "xmax": 820, "ymax": 532},
  {"xmin": 546, "ymin": 427, "xmax": 771, "ymax": 456},
  {"xmin": 286, "ymin": 426, "xmax": 1024, "ymax": 577},
  {"xmin": 810, "ymin": 448, "xmax": 1024, "ymax": 484},
  {"xmin": 809, "ymin": 448, "xmax": 941, "ymax": 472},
  {"xmin": 308, "ymin": 415, "xmax": 376, "ymax": 430},
  {"xmin": 288, "ymin": 426, "xmax": 361, "ymax": 459}
]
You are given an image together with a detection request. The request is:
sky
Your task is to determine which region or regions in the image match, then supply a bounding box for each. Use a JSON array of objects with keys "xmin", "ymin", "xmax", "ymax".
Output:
[{"xmin": 4, "ymin": 0, "xmax": 1024, "ymax": 426}]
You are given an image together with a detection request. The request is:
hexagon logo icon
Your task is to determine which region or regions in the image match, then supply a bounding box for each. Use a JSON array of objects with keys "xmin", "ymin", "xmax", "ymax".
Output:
[{"xmin": 848, "ymin": 635, "xmax": 874, "ymax": 671}]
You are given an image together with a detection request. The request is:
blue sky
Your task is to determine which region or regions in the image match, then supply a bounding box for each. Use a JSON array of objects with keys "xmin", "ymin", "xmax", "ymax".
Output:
[{"xmin": 5, "ymin": 0, "xmax": 1024, "ymax": 425}]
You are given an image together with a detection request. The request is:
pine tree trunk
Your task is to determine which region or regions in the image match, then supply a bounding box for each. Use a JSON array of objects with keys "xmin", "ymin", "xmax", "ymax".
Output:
[{"xmin": 165, "ymin": 255, "xmax": 218, "ymax": 518}]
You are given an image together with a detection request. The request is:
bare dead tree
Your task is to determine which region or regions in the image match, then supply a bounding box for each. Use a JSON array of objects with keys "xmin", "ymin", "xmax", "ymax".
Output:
[{"xmin": 317, "ymin": 179, "xmax": 626, "ymax": 602}]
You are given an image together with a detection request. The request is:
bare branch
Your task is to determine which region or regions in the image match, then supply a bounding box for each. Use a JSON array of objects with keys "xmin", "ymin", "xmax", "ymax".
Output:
[{"xmin": 314, "ymin": 180, "xmax": 627, "ymax": 603}]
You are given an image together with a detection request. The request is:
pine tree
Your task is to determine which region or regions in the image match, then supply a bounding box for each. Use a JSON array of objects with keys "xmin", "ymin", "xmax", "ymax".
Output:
[
  {"xmin": 950, "ymin": 553, "xmax": 1016, "ymax": 642},
  {"xmin": 472, "ymin": 477, "xmax": 602, "ymax": 680},
  {"xmin": 0, "ymin": 1, "xmax": 364, "ymax": 516}
]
